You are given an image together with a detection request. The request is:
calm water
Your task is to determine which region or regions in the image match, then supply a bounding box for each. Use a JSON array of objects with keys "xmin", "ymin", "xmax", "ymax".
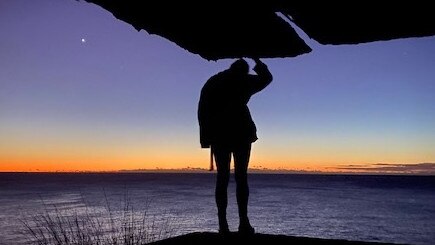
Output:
[{"xmin": 0, "ymin": 173, "xmax": 434, "ymax": 244}]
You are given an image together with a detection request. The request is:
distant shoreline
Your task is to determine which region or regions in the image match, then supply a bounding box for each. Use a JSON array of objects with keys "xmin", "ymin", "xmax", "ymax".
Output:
[{"xmin": 0, "ymin": 170, "xmax": 434, "ymax": 176}]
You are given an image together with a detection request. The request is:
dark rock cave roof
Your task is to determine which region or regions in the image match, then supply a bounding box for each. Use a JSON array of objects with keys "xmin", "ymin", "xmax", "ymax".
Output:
[{"xmin": 85, "ymin": 0, "xmax": 435, "ymax": 60}]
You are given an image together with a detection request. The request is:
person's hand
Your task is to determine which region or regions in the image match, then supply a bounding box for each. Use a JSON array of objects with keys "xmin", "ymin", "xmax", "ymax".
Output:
[
  {"xmin": 253, "ymin": 58, "xmax": 267, "ymax": 72},
  {"xmin": 253, "ymin": 58, "xmax": 262, "ymax": 65},
  {"xmin": 253, "ymin": 58, "xmax": 267, "ymax": 67}
]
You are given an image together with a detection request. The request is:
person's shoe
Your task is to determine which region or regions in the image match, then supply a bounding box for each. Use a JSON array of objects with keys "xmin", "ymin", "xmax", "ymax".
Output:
[
  {"xmin": 219, "ymin": 225, "xmax": 230, "ymax": 235},
  {"xmin": 238, "ymin": 223, "xmax": 255, "ymax": 235}
]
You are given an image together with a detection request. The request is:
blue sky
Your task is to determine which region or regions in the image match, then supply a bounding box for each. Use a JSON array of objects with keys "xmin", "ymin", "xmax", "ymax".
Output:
[{"xmin": 1, "ymin": 0, "xmax": 434, "ymax": 172}]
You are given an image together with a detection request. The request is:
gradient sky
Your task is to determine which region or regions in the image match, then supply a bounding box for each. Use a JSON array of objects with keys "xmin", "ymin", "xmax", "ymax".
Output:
[{"xmin": 1, "ymin": 0, "xmax": 434, "ymax": 172}]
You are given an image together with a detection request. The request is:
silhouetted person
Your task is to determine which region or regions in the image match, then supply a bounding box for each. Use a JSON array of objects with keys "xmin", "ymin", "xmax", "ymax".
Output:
[{"xmin": 198, "ymin": 58, "xmax": 272, "ymax": 235}]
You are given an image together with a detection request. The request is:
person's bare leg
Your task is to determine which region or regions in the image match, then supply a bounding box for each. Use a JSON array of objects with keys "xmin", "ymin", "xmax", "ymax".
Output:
[
  {"xmin": 234, "ymin": 143, "xmax": 254, "ymax": 234},
  {"xmin": 213, "ymin": 145, "xmax": 231, "ymax": 233}
]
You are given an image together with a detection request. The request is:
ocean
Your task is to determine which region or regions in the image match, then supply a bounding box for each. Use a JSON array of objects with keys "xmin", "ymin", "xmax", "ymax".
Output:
[{"xmin": 0, "ymin": 173, "xmax": 434, "ymax": 245}]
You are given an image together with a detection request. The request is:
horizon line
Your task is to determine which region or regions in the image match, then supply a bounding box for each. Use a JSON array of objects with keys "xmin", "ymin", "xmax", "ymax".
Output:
[{"xmin": 1, "ymin": 168, "xmax": 434, "ymax": 176}]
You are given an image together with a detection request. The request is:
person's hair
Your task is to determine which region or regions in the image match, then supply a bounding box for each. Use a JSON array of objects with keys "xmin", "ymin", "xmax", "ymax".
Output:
[{"xmin": 230, "ymin": 59, "xmax": 249, "ymax": 74}]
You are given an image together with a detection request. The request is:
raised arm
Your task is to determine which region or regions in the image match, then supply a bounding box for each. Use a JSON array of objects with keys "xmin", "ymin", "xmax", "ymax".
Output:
[{"xmin": 249, "ymin": 58, "xmax": 273, "ymax": 94}]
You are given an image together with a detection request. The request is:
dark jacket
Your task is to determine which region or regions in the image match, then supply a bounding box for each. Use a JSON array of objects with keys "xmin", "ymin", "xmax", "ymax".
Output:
[{"xmin": 198, "ymin": 62, "xmax": 272, "ymax": 148}]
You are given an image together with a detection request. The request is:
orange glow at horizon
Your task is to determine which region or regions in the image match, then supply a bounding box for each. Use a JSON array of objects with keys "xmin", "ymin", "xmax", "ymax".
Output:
[
  {"xmin": 1, "ymin": 122, "xmax": 434, "ymax": 172},
  {"xmin": 2, "ymin": 150, "xmax": 434, "ymax": 172},
  {"xmin": 0, "ymin": 158, "xmax": 354, "ymax": 172}
]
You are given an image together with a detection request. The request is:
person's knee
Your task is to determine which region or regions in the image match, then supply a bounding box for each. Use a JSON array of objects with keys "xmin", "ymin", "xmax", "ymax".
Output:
[
  {"xmin": 236, "ymin": 179, "xmax": 248, "ymax": 188},
  {"xmin": 235, "ymin": 168, "xmax": 247, "ymax": 178},
  {"xmin": 217, "ymin": 174, "xmax": 230, "ymax": 189},
  {"xmin": 218, "ymin": 171, "xmax": 230, "ymax": 180}
]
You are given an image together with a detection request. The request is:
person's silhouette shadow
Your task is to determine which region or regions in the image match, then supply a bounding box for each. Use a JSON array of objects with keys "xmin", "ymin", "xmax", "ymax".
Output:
[{"xmin": 198, "ymin": 58, "xmax": 272, "ymax": 234}]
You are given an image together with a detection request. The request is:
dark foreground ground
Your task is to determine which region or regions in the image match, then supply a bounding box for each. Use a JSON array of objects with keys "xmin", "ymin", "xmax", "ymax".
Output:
[{"xmin": 149, "ymin": 232, "xmax": 404, "ymax": 245}]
